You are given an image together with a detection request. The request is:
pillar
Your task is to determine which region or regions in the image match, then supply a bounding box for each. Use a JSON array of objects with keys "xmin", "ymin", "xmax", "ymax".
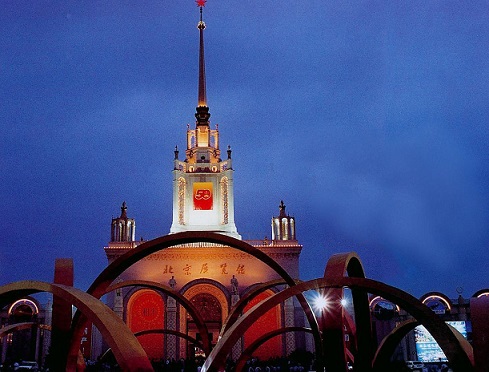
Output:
[{"xmin": 51, "ymin": 258, "xmax": 74, "ymax": 371}]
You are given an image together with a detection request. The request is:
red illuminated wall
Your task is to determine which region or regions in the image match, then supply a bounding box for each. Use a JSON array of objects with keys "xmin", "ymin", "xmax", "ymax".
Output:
[
  {"xmin": 127, "ymin": 290, "xmax": 165, "ymax": 360},
  {"xmin": 243, "ymin": 290, "xmax": 282, "ymax": 359}
]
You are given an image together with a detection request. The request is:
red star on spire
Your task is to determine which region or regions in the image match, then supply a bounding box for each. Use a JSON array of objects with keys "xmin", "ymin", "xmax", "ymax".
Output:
[{"xmin": 196, "ymin": 0, "xmax": 206, "ymax": 7}]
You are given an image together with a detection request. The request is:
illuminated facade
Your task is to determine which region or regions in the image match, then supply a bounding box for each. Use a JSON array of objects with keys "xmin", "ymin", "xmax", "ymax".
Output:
[
  {"xmin": 103, "ymin": 4, "xmax": 305, "ymax": 362},
  {"xmin": 0, "ymin": 298, "xmax": 51, "ymax": 366}
]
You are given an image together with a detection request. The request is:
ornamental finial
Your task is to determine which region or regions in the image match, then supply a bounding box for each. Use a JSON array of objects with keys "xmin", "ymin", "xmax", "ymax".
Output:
[{"xmin": 196, "ymin": 0, "xmax": 206, "ymax": 7}]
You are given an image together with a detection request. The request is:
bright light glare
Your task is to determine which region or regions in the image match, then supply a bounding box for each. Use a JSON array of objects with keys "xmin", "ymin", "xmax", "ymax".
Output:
[
  {"xmin": 312, "ymin": 293, "xmax": 329, "ymax": 312},
  {"xmin": 340, "ymin": 298, "xmax": 348, "ymax": 307}
]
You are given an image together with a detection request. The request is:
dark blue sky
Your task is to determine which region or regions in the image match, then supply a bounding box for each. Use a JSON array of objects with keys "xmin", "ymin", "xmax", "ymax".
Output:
[{"xmin": 1, "ymin": 1, "xmax": 488, "ymax": 298}]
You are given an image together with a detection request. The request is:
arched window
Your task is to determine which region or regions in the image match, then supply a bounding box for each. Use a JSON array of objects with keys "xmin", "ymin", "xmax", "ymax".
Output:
[
  {"xmin": 127, "ymin": 289, "xmax": 165, "ymax": 360},
  {"xmin": 281, "ymin": 218, "xmax": 289, "ymax": 240},
  {"xmin": 289, "ymin": 218, "xmax": 295, "ymax": 240}
]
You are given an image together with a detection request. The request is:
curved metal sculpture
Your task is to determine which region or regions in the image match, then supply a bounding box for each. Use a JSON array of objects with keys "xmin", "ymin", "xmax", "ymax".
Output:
[
  {"xmin": 323, "ymin": 252, "xmax": 372, "ymax": 371},
  {"xmin": 135, "ymin": 329, "xmax": 202, "ymax": 347},
  {"xmin": 101, "ymin": 329, "xmax": 204, "ymax": 363},
  {"xmin": 106, "ymin": 279, "xmax": 211, "ymax": 355},
  {"xmin": 220, "ymin": 279, "xmax": 290, "ymax": 335},
  {"xmin": 234, "ymin": 327, "xmax": 312, "ymax": 372},
  {"xmin": 201, "ymin": 277, "xmax": 474, "ymax": 372},
  {"xmin": 68, "ymin": 232, "xmax": 321, "ymax": 371},
  {"xmin": 472, "ymin": 289, "xmax": 489, "ymax": 298},
  {"xmin": 372, "ymin": 319, "xmax": 419, "ymax": 370},
  {"xmin": 0, "ymin": 281, "xmax": 153, "ymax": 371},
  {"xmin": 0, "ymin": 322, "xmax": 51, "ymax": 338},
  {"xmin": 420, "ymin": 292, "xmax": 454, "ymax": 311},
  {"xmin": 373, "ymin": 318, "xmax": 472, "ymax": 371}
]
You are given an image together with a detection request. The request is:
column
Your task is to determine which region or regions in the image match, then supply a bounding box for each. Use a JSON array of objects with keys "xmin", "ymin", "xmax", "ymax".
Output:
[
  {"xmin": 166, "ymin": 296, "xmax": 178, "ymax": 360},
  {"xmin": 284, "ymin": 297, "xmax": 296, "ymax": 355}
]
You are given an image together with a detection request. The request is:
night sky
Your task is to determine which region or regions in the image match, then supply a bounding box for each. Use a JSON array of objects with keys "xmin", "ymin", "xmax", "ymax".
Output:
[{"xmin": 2, "ymin": 2, "xmax": 488, "ymax": 299}]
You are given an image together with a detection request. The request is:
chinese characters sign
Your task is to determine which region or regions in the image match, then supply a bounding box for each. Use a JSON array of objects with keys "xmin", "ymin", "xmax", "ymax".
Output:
[
  {"xmin": 193, "ymin": 182, "xmax": 213, "ymax": 210},
  {"xmin": 164, "ymin": 263, "xmax": 246, "ymax": 277}
]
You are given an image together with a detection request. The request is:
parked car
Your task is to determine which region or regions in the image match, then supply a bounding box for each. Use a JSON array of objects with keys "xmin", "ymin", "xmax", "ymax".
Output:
[
  {"xmin": 405, "ymin": 360, "xmax": 424, "ymax": 370},
  {"xmin": 15, "ymin": 361, "xmax": 39, "ymax": 371}
]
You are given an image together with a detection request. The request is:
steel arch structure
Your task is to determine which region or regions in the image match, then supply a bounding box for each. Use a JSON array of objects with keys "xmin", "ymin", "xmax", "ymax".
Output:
[
  {"xmin": 220, "ymin": 279, "xmax": 290, "ymax": 335},
  {"xmin": 135, "ymin": 329, "xmax": 202, "ymax": 347},
  {"xmin": 105, "ymin": 279, "xmax": 211, "ymax": 356},
  {"xmin": 202, "ymin": 277, "xmax": 474, "ymax": 372},
  {"xmin": 0, "ymin": 281, "xmax": 153, "ymax": 371},
  {"xmin": 101, "ymin": 329, "xmax": 203, "ymax": 363},
  {"xmin": 0, "ymin": 322, "xmax": 51, "ymax": 337},
  {"xmin": 323, "ymin": 252, "xmax": 371, "ymax": 371},
  {"xmin": 234, "ymin": 327, "xmax": 313, "ymax": 372},
  {"xmin": 372, "ymin": 319, "xmax": 420, "ymax": 370},
  {"xmin": 67, "ymin": 232, "xmax": 321, "ymax": 371}
]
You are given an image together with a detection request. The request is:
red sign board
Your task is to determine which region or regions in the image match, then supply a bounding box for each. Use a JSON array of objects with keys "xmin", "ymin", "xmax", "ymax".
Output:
[{"xmin": 193, "ymin": 182, "xmax": 213, "ymax": 210}]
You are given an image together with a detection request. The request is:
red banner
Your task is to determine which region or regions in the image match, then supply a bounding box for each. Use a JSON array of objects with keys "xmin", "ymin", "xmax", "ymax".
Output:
[{"xmin": 193, "ymin": 182, "xmax": 213, "ymax": 210}]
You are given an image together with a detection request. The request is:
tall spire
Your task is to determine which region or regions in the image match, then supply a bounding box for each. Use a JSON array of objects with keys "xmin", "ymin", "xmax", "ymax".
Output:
[
  {"xmin": 197, "ymin": 1, "xmax": 207, "ymax": 107},
  {"xmin": 195, "ymin": 0, "xmax": 210, "ymax": 125}
]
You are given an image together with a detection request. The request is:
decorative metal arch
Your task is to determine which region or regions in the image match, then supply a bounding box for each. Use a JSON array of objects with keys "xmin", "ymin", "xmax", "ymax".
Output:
[
  {"xmin": 372, "ymin": 317, "xmax": 474, "ymax": 368},
  {"xmin": 420, "ymin": 292, "xmax": 453, "ymax": 312},
  {"xmin": 7, "ymin": 298, "xmax": 40, "ymax": 315},
  {"xmin": 472, "ymin": 289, "xmax": 489, "ymax": 298},
  {"xmin": 234, "ymin": 327, "xmax": 313, "ymax": 372},
  {"xmin": 0, "ymin": 281, "xmax": 153, "ymax": 371},
  {"xmin": 220, "ymin": 279, "xmax": 289, "ymax": 335},
  {"xmin": 105, "ymin": 279, "xmax": 211, "ymax": 355},
  {"xmin": 101, "ymin": 329, "xmax": 204, "ymax": 363},
  {"xmin": 323, "ymin": 252, "xmax": 371, "ymax": 372},
  {"xmin": 0, "ymin": 322, "xmax": 51, "ymax": 338},
  {"xmin": 135, "ymin": 329, "xmax": 202, "ymax": 348},
  {"xmin": 68, "ymin": 232, "xmax": 321, "ymax": 372},
  {"xmin": 372, "ymin": 319, "xmax": 419, "ymax": 370},
  {"xmin": 202, "ymin": 277, "xmax": 474, "ymax": 372}
]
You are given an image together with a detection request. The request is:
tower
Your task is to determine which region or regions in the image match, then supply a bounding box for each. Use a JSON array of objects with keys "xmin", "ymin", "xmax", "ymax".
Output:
[
  {"xmin": 170, "ymin": 3, "xmax": 240, "ymax": 239},
  {"xmin": 101, "ymin": 2, "xmax": 306, "ymax": 362},
  {"xmin": 111, "ymin": 201, "xmax": 136, "ymax": 242},
  {"xmin": 271, "ymin": 200, "xmax": 296, "ymax": 241}
]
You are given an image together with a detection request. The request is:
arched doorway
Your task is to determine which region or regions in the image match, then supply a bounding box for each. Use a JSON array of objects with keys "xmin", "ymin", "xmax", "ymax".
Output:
[
  {"xmin": 243, "ymin": 289, "xmax": 282, "ymax": 360},
  {"xmin": 127, "ymin": 289, "xmax": 165, "ymax": 360},
  {"xmin": 181, "ymin": 283, "xmax": 228, "ymax": 358},
  {"xmin": 189, "ymin": 293, "xmax": 222, "ymax": 356}
]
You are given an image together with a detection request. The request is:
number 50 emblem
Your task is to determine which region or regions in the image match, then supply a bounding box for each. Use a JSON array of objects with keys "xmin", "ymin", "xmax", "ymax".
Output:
[{"xmin": 193, "ymin": 182, "xmax": 213, "ymax": 210}]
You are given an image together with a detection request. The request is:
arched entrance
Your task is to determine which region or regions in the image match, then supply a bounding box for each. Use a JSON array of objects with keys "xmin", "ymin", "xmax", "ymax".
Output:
[
  {"xmin": 243, "ymin": 289, "xmax": 282, "ymax": 360},
  {"xmin": 181, "ymin": 283, "xmax": 228, "ymax": 358},
  {"xmin": 190, "ymin": 293, "xmax": 221, "ymax": 355},
  {"xmin": 5, "ymin": 299, "xmax": 40, "ymax": 363},
  {"xmin": 127, "ymin": 289, "xmax": 165, "ymax": 360}
]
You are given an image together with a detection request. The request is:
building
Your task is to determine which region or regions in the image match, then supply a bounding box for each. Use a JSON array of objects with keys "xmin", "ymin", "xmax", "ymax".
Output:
[
  {"xmin": 0, "ymin": 3, "xmax": 487, "ymax": 370},
  {"xmin": 102, "ymin": 3, "xmax": 306, "ymax": 363},
  {"xmin": 0, "ymin": 298, "xmax": 51, "ymax": 367}
]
